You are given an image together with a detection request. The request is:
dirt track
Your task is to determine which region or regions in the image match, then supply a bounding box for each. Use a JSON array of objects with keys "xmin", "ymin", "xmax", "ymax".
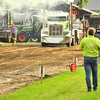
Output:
[{"xmin": 0, "ymin": 44, "xmax": 84, "ymax": 96}]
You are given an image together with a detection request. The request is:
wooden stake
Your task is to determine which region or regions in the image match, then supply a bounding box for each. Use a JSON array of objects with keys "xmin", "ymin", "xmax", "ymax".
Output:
[
  {"xmin": 41, "ymin": 66, "xmax": 43, "ymax": 84},
  {"xmin": 69, "ymin": 2, "xmax": 72, "ymax": 47},
  {"xmin": 75, "ymin": 57, "xmax": 77, "ymax": 70}
]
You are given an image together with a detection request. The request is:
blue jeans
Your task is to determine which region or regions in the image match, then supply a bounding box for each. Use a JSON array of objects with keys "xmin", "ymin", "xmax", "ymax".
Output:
[
  {"xmin": 84, "ymin": 57, "xmax": 98, "ymax": 91},
  {"xmin": 83, "ymin": 30, "xmax": 87, "ymax": 38},
  {"xmin": 12, "ymin": 33, "xmax": 15, "ymax": 38}
]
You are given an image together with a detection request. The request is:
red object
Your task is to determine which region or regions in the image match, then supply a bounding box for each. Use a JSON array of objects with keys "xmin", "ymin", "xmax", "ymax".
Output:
[
  {"xmin": 71, "ymin": 62, "xmax": 76, "ymax": 72},
  {"xmin": 83, "ymin": 26, "xmax": 88, "ymax": 30},
  {"xmin": 72, "ymin": 11, "xmax": 77, "ymax": 15},
  {"xmin": 69, "ymin": 11, "xmax": 78, "ymax": 15},
  {"xmin": 1, "ymin": 15, "xmax": 3, "ymax": 18},
  {"xmin": 18, "ymin": 34, "xmax": 26, "ymax": 41}
]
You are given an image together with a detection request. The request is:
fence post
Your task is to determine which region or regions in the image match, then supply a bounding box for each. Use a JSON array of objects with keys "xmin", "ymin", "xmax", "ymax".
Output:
[{"xmin": 41, "ymin": 66, "xmax": 43, "ymax": 84}]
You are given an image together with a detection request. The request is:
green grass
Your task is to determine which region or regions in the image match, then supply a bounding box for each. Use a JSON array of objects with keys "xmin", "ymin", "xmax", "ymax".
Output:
[
  {"xmin": 0, "ymin": 65, "xmax": 100, "ymax": 100},
  {"xmin": 0, "ymin": 42, "xmax": 41, "ymax": 44}
]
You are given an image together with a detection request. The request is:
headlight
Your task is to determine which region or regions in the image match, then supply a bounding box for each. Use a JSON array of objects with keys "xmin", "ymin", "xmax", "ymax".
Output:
[
  {"xmin": 63, "ymin": 31, "xmax": 69, "ymax": 35},
  {"xmin": 42, "ymin": 31, "xmax": 48, "ymax": 34},
  {"xmin": 63, "ymin": 31, "xmax": 71, "ymax": 37}
]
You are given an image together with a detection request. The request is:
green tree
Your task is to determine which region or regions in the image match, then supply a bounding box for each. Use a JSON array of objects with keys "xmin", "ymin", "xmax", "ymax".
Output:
[{"xmin": 77, "ymin": 0, "xmax": 89, "ymax": 8}]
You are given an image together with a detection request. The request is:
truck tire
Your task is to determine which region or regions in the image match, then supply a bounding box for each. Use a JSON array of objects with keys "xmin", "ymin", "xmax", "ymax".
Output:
[
  {"xmin": 42, "ymin": 42, "xmax": 45, "ymax": 47},
  {"xmin": 66, "ymin": 43, "xmax": 70, "ymax": 47},
  {"xmin": 17, "ymin": 32, "xmax": 29, "ymax": 42},
  {"xmin": 29, "ymin": 38, "xmax": 39, "ymax": 42},
  {"xmin": 38, "ymin": 30, "xmax": 41, "ymax": 42},
  {"xmin": 41, "ymin": 42, "xmax": 49, "ymax": 47}
]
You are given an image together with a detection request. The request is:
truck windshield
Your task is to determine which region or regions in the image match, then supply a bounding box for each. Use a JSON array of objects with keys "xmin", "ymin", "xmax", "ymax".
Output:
[
  {"xmin": 26, "ymin": 9, "xmax": 42, "ymax": 23},
  {"xmin": 48, "ymin": 17, "xmax": 66, "ymax": 21},
  {"xmin": 0, "ymin": 10, "xmax": 8, "ymax": 28}
]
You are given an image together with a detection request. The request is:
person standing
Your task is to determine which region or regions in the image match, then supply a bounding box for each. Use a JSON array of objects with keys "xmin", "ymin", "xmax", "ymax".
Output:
[
  {"xmin": 79, "ymin": 27, "xmax": 100, "ymax": 92},
  {"xmin": 81, "ymin": 18, "xmax": 89, "ymax": 38},
  {"xmin": 9, "ymin": 24, "xmax": 16, "ymax": 43}
]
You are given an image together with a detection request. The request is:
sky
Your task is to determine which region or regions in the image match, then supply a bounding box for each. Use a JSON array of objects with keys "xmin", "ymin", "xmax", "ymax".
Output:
[
  {"xmin": 1, "ymin": 0, "xmax": 67, "ymax": 9},
  {"xmin": 0, "ymin": 0, "xmax": 75, "ymax": 13}
]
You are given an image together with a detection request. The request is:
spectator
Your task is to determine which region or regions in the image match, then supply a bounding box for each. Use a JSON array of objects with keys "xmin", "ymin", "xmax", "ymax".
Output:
[
  {"xmin": 79, "ymin": 27, "xmax": 100, "ymax": 92},
  {"xmin": 9, "ymin": 24, "xmax": 16, "ymax": 43}
]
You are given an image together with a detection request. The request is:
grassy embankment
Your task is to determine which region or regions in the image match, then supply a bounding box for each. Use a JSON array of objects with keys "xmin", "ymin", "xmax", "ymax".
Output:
[{"xmin": 0, "ymin": 64, "xmax": 100, "ymax": 100}]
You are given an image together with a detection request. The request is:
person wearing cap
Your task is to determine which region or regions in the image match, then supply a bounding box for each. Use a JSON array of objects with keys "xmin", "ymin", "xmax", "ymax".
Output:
[{"xmin": 79, "ymin": 27, "xmax": 100, "ymax": 92}]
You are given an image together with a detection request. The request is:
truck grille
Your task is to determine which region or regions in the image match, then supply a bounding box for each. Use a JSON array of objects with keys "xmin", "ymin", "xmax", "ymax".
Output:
[{"xmin": 49, "ymin": 25, "xmax": 63, "ymax": 35}]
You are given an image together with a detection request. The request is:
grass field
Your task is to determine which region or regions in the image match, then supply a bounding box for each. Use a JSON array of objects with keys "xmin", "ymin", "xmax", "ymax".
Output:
[
  {"xmin": 0, "ymin": 42, "xmax": 41, "ymax": 44},
  {"xmin": 0, "ymin": 65, "xmax": 100, "ymax": 100}
]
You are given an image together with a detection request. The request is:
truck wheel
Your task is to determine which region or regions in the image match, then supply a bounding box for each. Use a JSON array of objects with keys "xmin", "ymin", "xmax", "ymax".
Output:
[
  {"xmin": 38, "ymin": 30, "xmax": 41, "ymax": 42},
  {"xmin": 29, "ymin": 38, "xmax": 39, "ymax": 42},
  {"xmin": 42, "ymin": 42, "xmax": 45, "ymax": 47},
  {"xmin": 17, "ymin": 32, "xmax": 29, "ymax": 42},
  {"xmin": 66, "ymin": 43, "xmax": 70, "ymax": 47},
  {"xmin": 41, "ymin": 42, "xmax": 49, "ymax": 47}
]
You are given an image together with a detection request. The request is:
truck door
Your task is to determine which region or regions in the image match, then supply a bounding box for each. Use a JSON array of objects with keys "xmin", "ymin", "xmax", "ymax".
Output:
[{"xmin": 33, "ymin": 16, "xmax": 42, "ymax": 33}]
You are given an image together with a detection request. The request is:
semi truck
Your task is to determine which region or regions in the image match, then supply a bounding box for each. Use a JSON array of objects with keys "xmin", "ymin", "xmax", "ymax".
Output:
[
  {"xmin": 0, "ymin": 9, "xmax": 13, "ymax": 42},
  {"xmin": 41, "ymin": 11, "xmax": 79, "ymax": 47}
]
